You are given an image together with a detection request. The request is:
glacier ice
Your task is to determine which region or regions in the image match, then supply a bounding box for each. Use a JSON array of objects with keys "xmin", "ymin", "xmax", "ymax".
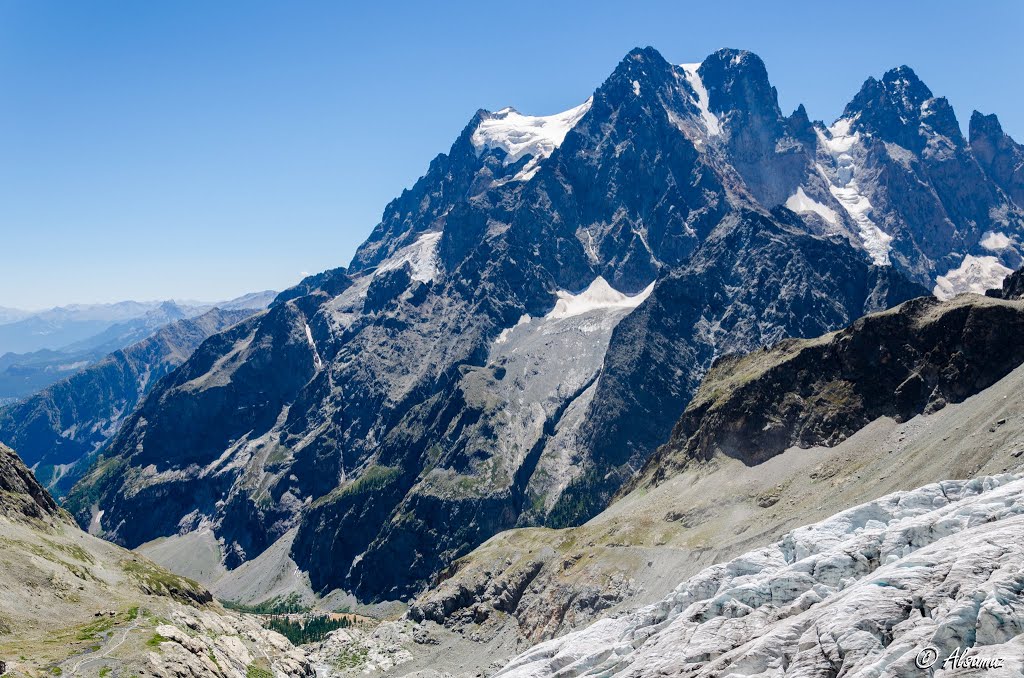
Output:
[
  {"xmin": 471, "ymin": 99, "xmax": 593, "ymax": 181},
  {"xmin": 497, "ymin": 474, "xmax": 1024, "ymax": 677},
  {"xmin": 933, "ymin": 254, "xmax": 1014, "ymax": 300}
]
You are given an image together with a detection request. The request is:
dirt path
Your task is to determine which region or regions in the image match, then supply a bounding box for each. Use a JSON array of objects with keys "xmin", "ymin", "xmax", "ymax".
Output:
[{"xmin": 66, "ymin": 609, "xmax": 146, "ymax": 676}]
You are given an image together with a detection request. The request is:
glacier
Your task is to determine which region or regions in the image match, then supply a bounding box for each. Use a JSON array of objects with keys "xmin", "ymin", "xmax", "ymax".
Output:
[
  {"xmin": 497, "ymin": 473, "xmax": 1024, "ymax": 678},
  {"xmin": 471, "ymin": 99, "xmax": 593, "ymax": 181}
]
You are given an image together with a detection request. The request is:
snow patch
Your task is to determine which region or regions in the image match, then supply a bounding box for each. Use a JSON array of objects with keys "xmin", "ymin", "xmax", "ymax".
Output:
[
  {"xmin": 632, "ymin": 80, "xmax": 641, "ymax": 96},
  {"xmin": 89, "ymin": 509, "xmax": 104, "ymax": 534},
  {"xmin": 679, "ymin": 63, "xmax": 721, "ymax": 136},
  {"xmin": 785, "ymin": 187, "xmax": 838, "ymax": 226},
  {"xmin": 933, "ymin": 255, "xmax": 1013, "ymax": 299},
  {"xmin": 304, "ymin": 323, "xmax": 322, "ymax": 370},
  {"xmin": 494, "ymin": 314, "xmax": 532, "ymax": 345},
  {"xmin": 376, "ymin": 231, "xmax": 442, "ymax": 283},
  {"xmin": 545, "ymin": 277, "xmax": 654, "ymax": 320},
  {"xmin": 980, "ymin": 231, "xmax": 1012, "ymax": 251},
  {"xmin": 471, "ymin": 99, "xmax": 592, "ymax": 170}
]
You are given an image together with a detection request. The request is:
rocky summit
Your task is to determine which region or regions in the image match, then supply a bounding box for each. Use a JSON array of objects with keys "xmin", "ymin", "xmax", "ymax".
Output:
[{"xmin": 62, "ymin": 45, "xmax": 1024, "ymax": 613}]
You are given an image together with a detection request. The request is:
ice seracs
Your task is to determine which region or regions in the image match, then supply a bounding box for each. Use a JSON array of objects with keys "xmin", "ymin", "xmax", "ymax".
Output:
[
  {"xmin": 933, "ymin": 254, "xmax": 1014, "ymax": 299},
  {"xmin": 496, "ymin": 474, "xmax": 1024, "ymax": 678},
  {"xmin": 545, "ymin": 277, "xmax": 654, "ymax": 320},
  {"xmin": 679, "ymin": 63, "xmax": 721, "ymax": 136},
  {"xmin": 817, "ymin": 118, "xmax": 893, "ymax": 265},
  {"xmin": 471, "ymin": 99, "xmax": 592, "ymax": 181}
]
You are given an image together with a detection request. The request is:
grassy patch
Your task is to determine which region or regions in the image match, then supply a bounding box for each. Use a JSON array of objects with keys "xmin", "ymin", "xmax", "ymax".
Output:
[
  {"xmin": 75, "ymin": 617, "xmax": 115, "ymax": 641},
  {"xmin": 121, "ymin": 558, "xmax": 210, "ymax": 605},
  {"xmin": 333, "ymin": 647, "xmax": 369, "ymax": 670},
  {"xmin": 0, "ymin": 537, "xmax": 92, "ymax": 576},
  {"xmin": 312, "ymin": 465, "xmax": 401, "ymax": 507},
  {"xmin": 42, "ymin": 538, "xmax": 95, "ymax": 565},
  {"xmin": 99, "ymin": 668, "xmax": 112, "ymax": 678},
  {"xmin": 146, "ymin": 632, "xmax": 170, "ymax": 648},
  {"xmin": 246, "ymin": 662, "xmax": 273, "ymax": 678}
]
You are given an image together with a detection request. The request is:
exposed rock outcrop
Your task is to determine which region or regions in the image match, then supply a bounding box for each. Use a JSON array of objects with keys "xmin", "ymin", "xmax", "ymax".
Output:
[
  {"xmin": 986, "ymin": 264, "xmax": 1024, "ymax": 300},
  {"xmin": 642, "ymin": 294, "xmax": 1024, "ymax": 481},
  {"xmin": 0, "ymin": 441, "xmax": 64, "ymax": 523}
]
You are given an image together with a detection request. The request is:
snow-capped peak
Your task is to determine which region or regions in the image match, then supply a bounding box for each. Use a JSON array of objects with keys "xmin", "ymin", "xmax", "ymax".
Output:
[{"xmin": 471, "ymin": 99, "xmax": 593, "ymax": 167}]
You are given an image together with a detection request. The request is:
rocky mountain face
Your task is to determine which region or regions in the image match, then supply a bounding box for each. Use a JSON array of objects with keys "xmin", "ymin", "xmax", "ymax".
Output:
[
  {"xmin": 554, "ymin": 210, "xmax": 923, "ymax": 524},
  {"xmin": 986, "ymin": 263, "xmax": 1024, "ymax": 300},
  {"xmin": 641, "ymin": 293, "xmax": 1024, "ymax": 481},
  {"xmin": 0, "ymin": 307, "xmax": 257, "ymax": 496},
  {"xmin": 972, "ymin": 111, "xmax": 1024, "ymax": 208},
  {"xmin": 0, "ymin": 442, "xmax": 314, "ymax": 677},
  {"xmin": 402, "ymin": 287, "xmax": 1024, "ymax": 662},
  {"xmin": 65, "ymin": 46, "xmax": 1024, "ymax": 606},
  {"xmin": 0, "ymin": 442, "xmax": 64, "ymax": 523}
]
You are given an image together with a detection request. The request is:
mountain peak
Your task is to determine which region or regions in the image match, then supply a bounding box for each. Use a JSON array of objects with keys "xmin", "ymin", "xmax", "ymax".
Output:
[
  {"xmin": 841, "ymin": 64, "xmax": 961, "ymax": 149},
  {"xmin": 881, "ymin": 65, "xmax": 930, "ymax": 94},
  {"xmin": 970, "ymin": 110, "xmax": 1004, "ymax": 142},
  {"xmin": 969, "ymin": 110, "xmax": 1024, "ymax": 205},
  {"xmin": 845, "ymin": 65, "xmax": 933, "ymax": 120},
  {"xmin": 622, "ymin": 45, "xmax": 666, "ymax": 64},
  {"xmin": 603, "ymin": 45, "xmax": 673, "ymax": 92},
  {"xmin": 697, "ymin": 48, "xmax": 778, "ymax": 120}
]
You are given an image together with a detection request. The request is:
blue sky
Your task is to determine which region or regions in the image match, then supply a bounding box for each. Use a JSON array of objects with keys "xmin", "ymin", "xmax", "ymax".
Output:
[{"xmin": 2, "ymin": 1, "xmax": 1022, "ymax": 308}]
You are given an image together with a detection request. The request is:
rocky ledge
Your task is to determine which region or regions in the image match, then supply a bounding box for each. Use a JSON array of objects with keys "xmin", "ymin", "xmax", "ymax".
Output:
[{"xmin": 641, "ymin": 293, "xmax": 1024, "ymax": 482}]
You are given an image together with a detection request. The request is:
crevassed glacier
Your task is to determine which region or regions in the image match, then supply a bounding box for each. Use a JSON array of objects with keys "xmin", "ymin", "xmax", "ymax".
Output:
[{"xmin": 497, "ymin": 473, "xmax": 1024, "ymax": 678}]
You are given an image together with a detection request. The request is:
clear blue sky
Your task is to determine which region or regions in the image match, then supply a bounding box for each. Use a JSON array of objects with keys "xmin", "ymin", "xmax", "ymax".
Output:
[{"xmin": 2, "ymin": 1, "xmax": 1022, "ymax": 309}]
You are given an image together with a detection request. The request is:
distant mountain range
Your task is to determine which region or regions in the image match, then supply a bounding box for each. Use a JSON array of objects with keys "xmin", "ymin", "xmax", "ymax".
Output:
[
  {"xmin": 0, "ymin": 307, "xmax": 262, "ymax": 496},
  {"xmin": 59, "ymin": 45, "xmax": 1022, "ymax": 613},
  {"xmin": 0, "ymin": 292, "xmax": 276, "ymax": 402}
]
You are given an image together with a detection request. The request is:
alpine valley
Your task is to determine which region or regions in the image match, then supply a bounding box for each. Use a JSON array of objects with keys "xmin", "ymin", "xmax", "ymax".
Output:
[{"xmin": 2, "ymin": 45, "xmax": 1024, "ymax": 677}]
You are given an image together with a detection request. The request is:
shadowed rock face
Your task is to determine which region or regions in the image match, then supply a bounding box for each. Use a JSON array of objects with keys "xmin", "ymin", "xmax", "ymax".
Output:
[
  {"xmin": 64, "ymin": 46, "xmax": 1024, "ymax": 604},
  {"xmin": 0, "ymin": 442, "xmax": 64, "ymax": 523},
  {"xmin": 986, "ymin": 264, "xmax": 1024, "ymax": 300},
  {"xmin": 548, "ymin": 209, "xmax": 925, "ymax": 525},
  {"xmin": 971, "ymin": 111, "xmax": 1024, "ymax": 208},
  {"xmin": 641, "ymin": 294, "xmax": 1024, "ymax": 484}
]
